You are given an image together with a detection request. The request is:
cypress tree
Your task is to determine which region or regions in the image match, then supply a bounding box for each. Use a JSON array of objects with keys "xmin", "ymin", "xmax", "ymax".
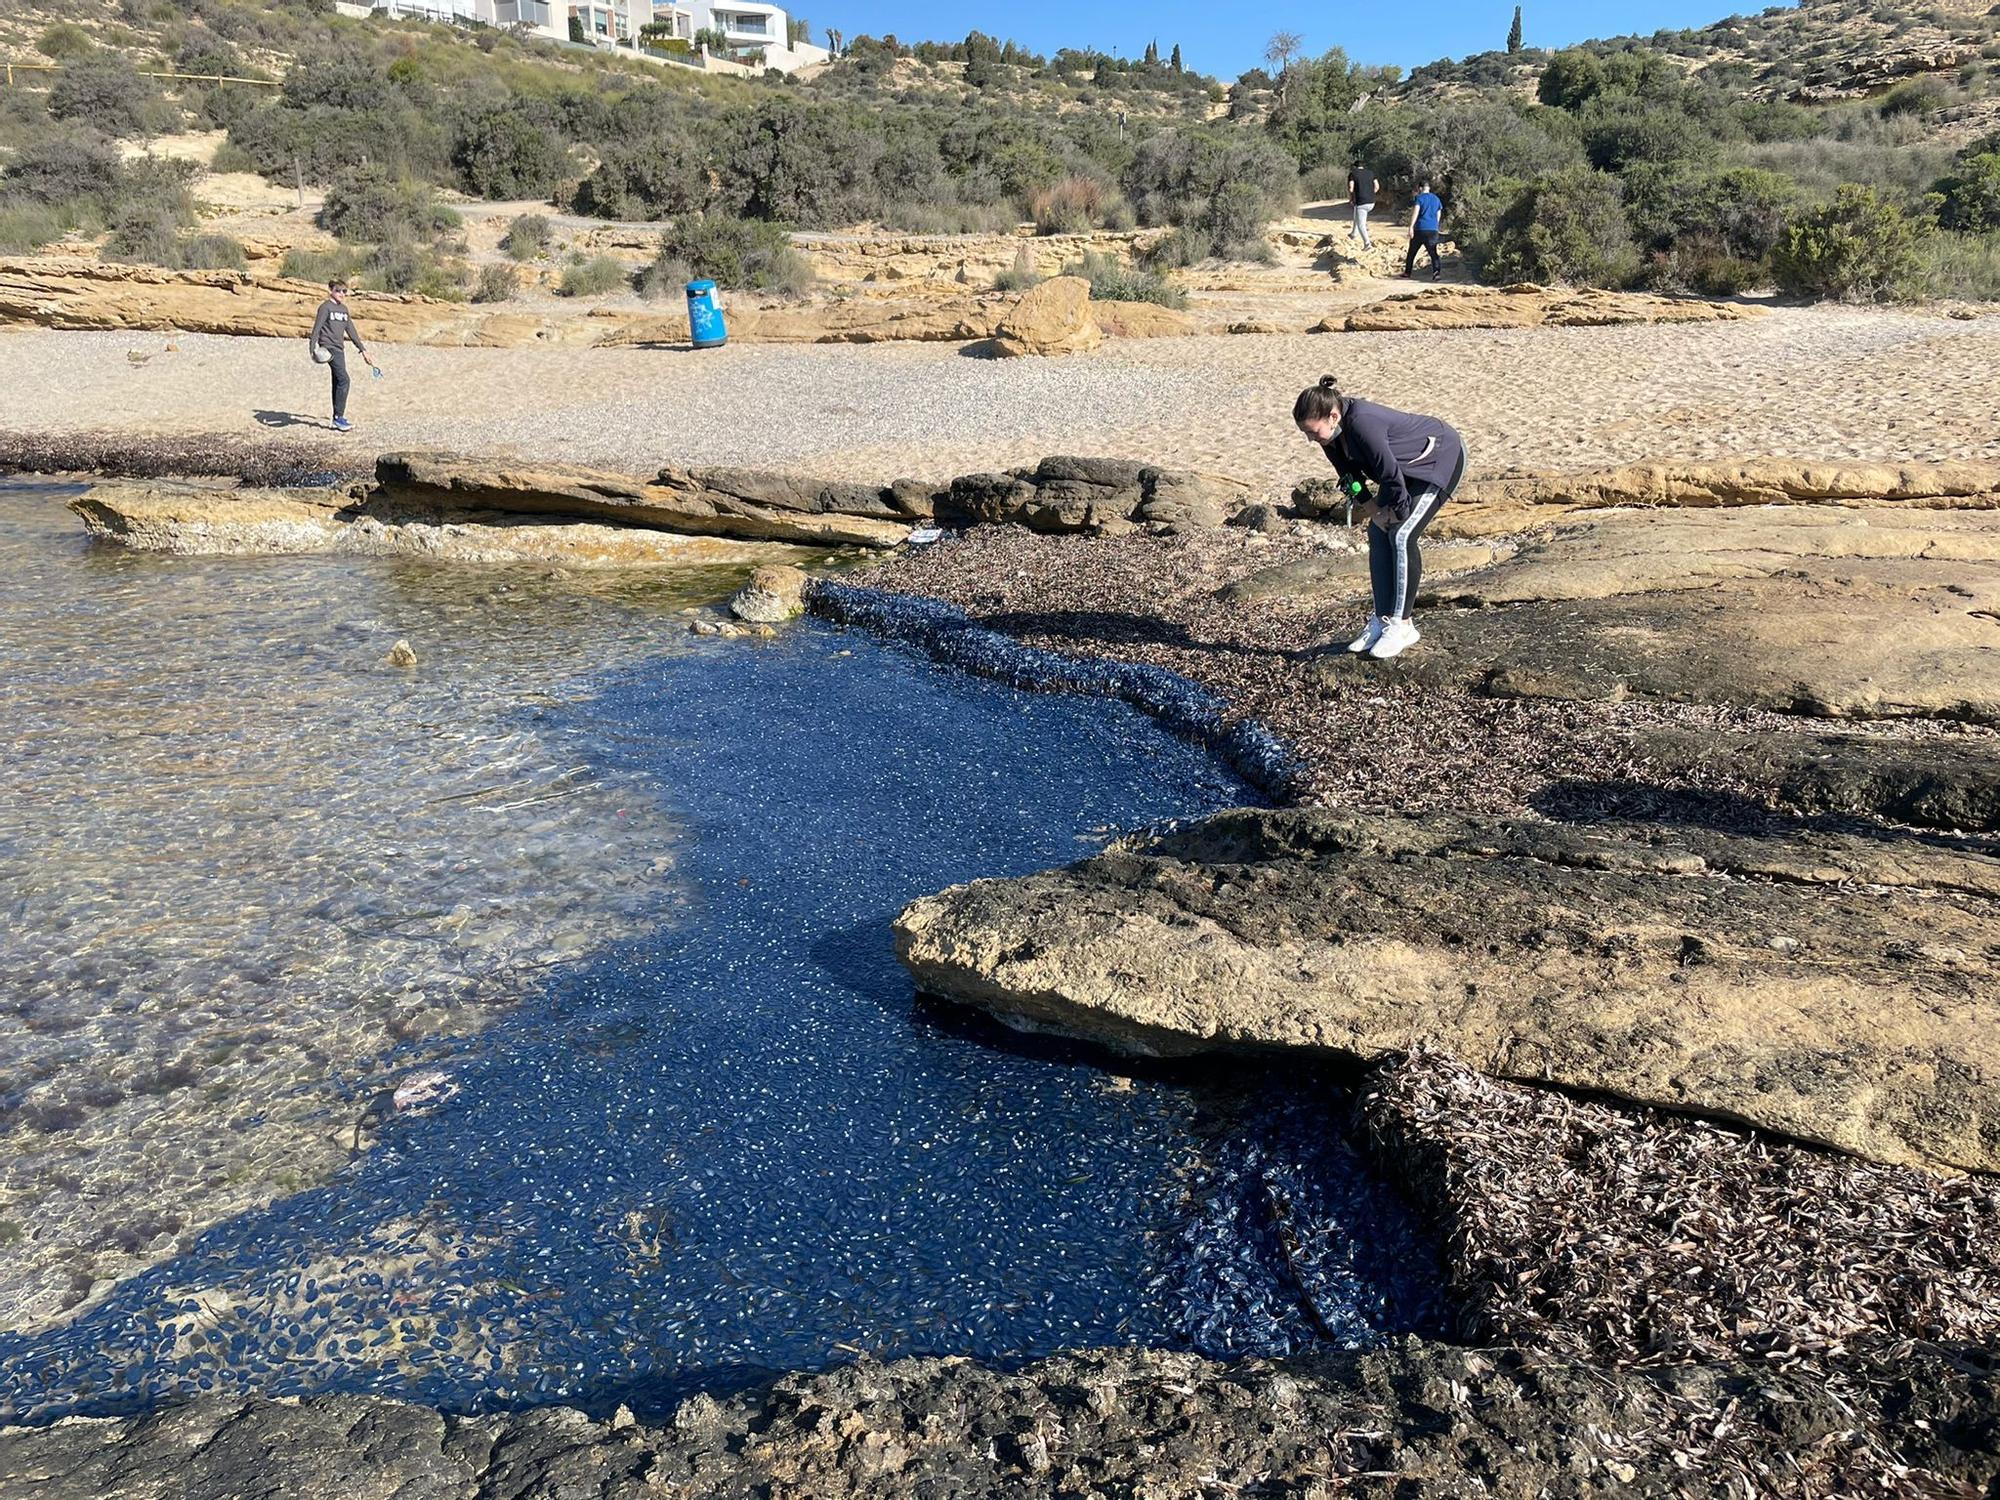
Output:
[
  {"xmin": 1170, "ymin": 42, "xmax": 1182, "ymax": 71},
  {"xmin": 1507, "ymin": 6, "xmax": 1524, "ymax": 52}
]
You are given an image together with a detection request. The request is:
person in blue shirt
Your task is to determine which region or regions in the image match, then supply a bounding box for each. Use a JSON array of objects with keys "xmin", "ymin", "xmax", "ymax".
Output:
[{"xmin": 1404, "ymin": 180, "xmax": 1445, "ymax": 280}]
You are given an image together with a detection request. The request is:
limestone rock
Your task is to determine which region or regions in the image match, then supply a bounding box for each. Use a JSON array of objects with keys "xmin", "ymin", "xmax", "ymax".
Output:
[
  {"xmin": 991, "ymin": 276, "xmax": 1103, "ymax": 357},
  {"xmin": 376, "ymin": 453, "xmax": 911, "ymax": 549},
  {"xmin": 1459, "ymin": 459, "xmax": 2000, "ymax": 511},
  {"xmin": 729, "ymin": 563, "xmax": 810, "ymax": 623},
  {"xmin": 1634, "ymin": 725, "xmax": 2000, "ymax": 833},
  {"xmin": 896, "ymin": 806, "xmax": 2000, "ymax": 1173},
  {"xmin": 3, "ymin": 1341, "xmax": 1995, "ymax": 1498},
  {"xmin": 386, "ymin": 639, "xmax": 418, "ymax": 668},
  {"xmin": 0, "ymin": 256, "xmax": 544, "ymax": 346},
  {"xmin": 1337, "ymin": 283, "xmax": 1763, "ymax": 332},
  {"xmin": 1328, "ymin": 506, "xmax": 2000, "ymax": 723},
  {"xmin": 1091, "ymin": 300, "xmax": 1198, "ymax": 339},
  {"xmin": 70, "ymin": 483, "xmax": 825, "ymax": 568},
  {"xmin": 932, "ymin": 458, "xmax": 1243, "ymax": 534}
]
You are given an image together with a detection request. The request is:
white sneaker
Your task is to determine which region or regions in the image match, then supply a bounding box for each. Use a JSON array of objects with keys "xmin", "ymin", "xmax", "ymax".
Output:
[
  {"xmin": 1345, "ymin": 616, "xmax": 1385, "ymax": 653},
  {"xmin": 1368, "ymin": 617, "xmax": 1421, "ymax": 659}
]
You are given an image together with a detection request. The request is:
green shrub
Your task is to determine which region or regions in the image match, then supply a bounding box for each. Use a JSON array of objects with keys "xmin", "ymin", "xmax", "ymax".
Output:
[
  {"xmin": 472, "ymin": 262, "xmax": 518, "ymax": 302},
  {"xmin": 103, "ymin": 205, "xmax": 184, "ymax": 265},
  {"xmin": 1912, "ymin": 230, "xmax": 2000, "ymax": 301},
  {"xmin": 0, "ymin": 204, "xmax": 66, "ymax": 253},
  {"xmin": 367, "ymin": 238, "xmax": 468, "ymax": 299},
  {"xmin": 280, "ymin": 244, "xmax": 365, "ymax": 282},
  {"xmin": 37, "ymin": 23, "xmax": 94, "ymax": 60},
  {"xmin": 1142, "ymin": 225, "xmax": 1216, "ymax": 268},
  {"xmin": 1030, "ymin": 175, "xmax": 1109, "ymax": 234},
  {"xmin": 501, "ymin": 212, "xmax": 552, "ymax": 260},
  {"xmin": 0, "ymin": 132, "xmax": 124, "ymax": 207},
  {"xmin": 557, "ymin": 253, "xmax": 629, "ymax": 297},
  {"xmin": 1476, "ymin": 169, "xmax": 1638, "ymax": 287},
  {"xmin": 572, "ymin": 133, "xmax": 715, "ymax": 220},
  {"xmin": 1579, "ymin": 96, "xmax": 1716, "ymax": 171},
  {"xmin": 1934, "ymin": 153, "xmax": 2000, "ymax": 233},
  {"xmin": 1771, "ymin": 185, "xmax": 1929, "ymax": 301},
  {"xmin": 640, "ymin": 213, "xmax": 812, "ymax": 294},
  {"xmin": 1641, "ymin": 233, "xmax": 1765, "ymax": 295},
  {"xmin": 179, "ymin": 233, "xmax": 248, "ymax": 270},
  {"xmin": 990, "ymin": 244, "xmax": 1041, "ymax": 292},
  {"xmin": 209, "ymin": 139, "xmax": 259, "ymax": 174},
  {"xmin": 49, "ymin": 54, "xmax": 175, "ymax": 139},
  {"xmin": 1622, "ymin": 163, "xmax": 1800, "ymax": 263},
  {"xmin": 319, "ymin": 164, "xmax": 459, "ymax": 244},
  {"xmin": 451, "ymin": 107, "xmax": 569, "ymax": 200},
  {"xmin": 1122, "ymin": 127, "xmax": 1298, "ymax": 250},
  {"xmin": 1061, "ymin": 249, "xmax": 1186, "ymax": 307}
]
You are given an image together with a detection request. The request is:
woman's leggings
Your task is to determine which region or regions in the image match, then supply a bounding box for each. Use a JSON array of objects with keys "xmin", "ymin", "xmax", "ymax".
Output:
[
  {"xmin": 328, "ymin": 345, "xmax": 350, "ymax": 421},
  {"xmin": 1368, "ymin": 448, "xmax": 1466, "ymax": 620}
]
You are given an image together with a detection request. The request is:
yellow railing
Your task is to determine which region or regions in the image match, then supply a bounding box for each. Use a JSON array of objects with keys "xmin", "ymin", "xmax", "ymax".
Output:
[{"xmin": 0, "ymin": 60, "xmax": 280, "ymax": 88}]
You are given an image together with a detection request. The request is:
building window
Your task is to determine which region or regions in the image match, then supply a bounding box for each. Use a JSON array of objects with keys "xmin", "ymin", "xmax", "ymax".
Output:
[{"xmin": 724, "ymin": 12, "xmax": 767, "ymax": 32}]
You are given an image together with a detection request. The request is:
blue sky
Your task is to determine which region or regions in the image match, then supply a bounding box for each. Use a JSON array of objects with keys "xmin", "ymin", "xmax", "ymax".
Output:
[{"xmin": 808, "ymin": 0, "xmax": 1760, "ymax": 79}]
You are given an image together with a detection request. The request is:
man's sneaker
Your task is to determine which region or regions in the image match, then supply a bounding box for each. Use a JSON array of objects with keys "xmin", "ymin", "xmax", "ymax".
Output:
[
  {"xmin": 1368, "ymin": 617, "xmax": 1421, "ymax": 659},
  {"xmin": 1345, "ymin": 615, "xmax": 1386, "ymax": 653},
  {"xmin": 332, "ymin": 417, "xmax": 354, "ymax": 433}
]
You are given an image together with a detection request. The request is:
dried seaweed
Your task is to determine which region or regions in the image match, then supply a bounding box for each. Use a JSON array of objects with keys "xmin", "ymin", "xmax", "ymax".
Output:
[
  {"xmin": 0, "ymin": 429, "xmax": 364, "ymax": 490},
  {"xmin": 1361, "ymin": 1051, "xmax": 2000, "ymax": 1368}
]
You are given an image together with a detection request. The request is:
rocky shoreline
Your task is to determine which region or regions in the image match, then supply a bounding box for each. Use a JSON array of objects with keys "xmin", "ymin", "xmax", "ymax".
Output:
[{"xmin": 8, "ymin": 443, "xmax": 2000, "ymax": 1495}]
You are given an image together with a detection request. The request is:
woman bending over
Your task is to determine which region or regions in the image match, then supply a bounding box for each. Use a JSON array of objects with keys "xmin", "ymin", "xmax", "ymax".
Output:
[{"xmin": 1292, "ymin": 376, "xmax": 1467, "ymax": 660}]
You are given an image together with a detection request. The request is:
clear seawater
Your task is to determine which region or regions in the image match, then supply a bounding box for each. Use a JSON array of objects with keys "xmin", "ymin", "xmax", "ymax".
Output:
[{"xmin": 0, "ymin": 480, "xmax": 1440, "ymax": 1423}]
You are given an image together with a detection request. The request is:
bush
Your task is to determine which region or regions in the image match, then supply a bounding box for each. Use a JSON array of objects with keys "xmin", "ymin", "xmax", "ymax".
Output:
[
  {"xmin": 37, "ymin": 23, "xmax": 94, "ymax": 60},
  {"xmin": 319, "ymin": 164, "xmax": 459, "ymax": 244},
  {"xmin": 557, "ymin": 253, "xmax": 629, "ymax": 297},
  {"xmin": 1122, "ymin": 127, "xmax": 1297, "ymax": 252},
  {"xmin": 1579, "ymin": 96, "xmax": 1716, "ymax": 171},
  {"xmin": 0, "ymin": 132, "xmax": 124, "ymax": 207},
  {"xmin": 209, "ymin": 139, "xmax": 259, "ymax": 174},
  {"xmin": 0, "ymin": 204, "xmax": 66, "ymax": 253},
  {"xmin": 572, "ymin": 132, "xmax": 715, "ymax": 220},
  {"xmin": 990, "ymin": 244, "xmax": 1041, "ymax": 292},
  {"xmin": 1476, "ymin": 169, "xmax": 1638, "ymax": 287},
  {"xmin": 1913, "ymin": 230, "xmax": 2000, "ymax": 301},
  {"xmin": 1061, "ymin": 249, "xmax": 1186, "ymax": 307},
  {"xmin": 640, "ymin": 213, "xmax": 812, "ymax": 294},
  {"xmin": 501, "ymin": 212, "xmax": 552, "ymax": 260},
  {"xmin": 367, "ymin": 238, "xmax": 468, "ymax": 299},
  {"xmin": 1030, "ymin": 175, "xmax": 1108, "ymax": 234},
  {"xmin": 280, "ymin": 244, "xmax": 365, "ymax": 282},
  {"xmin": 1934, "ymin": 153, "xmax": 2000, "ymax": 233},
  {"xmin": 451, "ymin": 107, "xmax": 569, "ymax": 200},
  {"xmin": 49, "ymin": 54, "xmax": 174, "ymax": 139},
  {"xmin": 472, "ymin": 262, "xmax": 518, "ymax": 302},
  {"xmin": 1622, "ymin": 163, "xmax": 1800, "ymax": 262},
  {"xmin": 1771, "ymin": 185, "xmax": 1929, "ymax": 301},
  {"xmin": 103, "ymin": 205, "xmax": 183, "ymax": 265},
  {"xmin": 179, "ymin": 233, "xmax": 248, "ymax": 270},
  {"xmin": 1142, "ymin": 224, "xmax": 1215, "ymax": 267}
]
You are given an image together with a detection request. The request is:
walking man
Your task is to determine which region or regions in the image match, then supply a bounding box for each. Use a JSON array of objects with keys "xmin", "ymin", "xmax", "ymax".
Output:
[
  {"xmin": 1404, "ymin": 179, "xmax": 1444, "ymax": 280},
  {"xmin": 309, "ymin": 280, "xmax": 375, "ymax": 433},
  {"xmin": 1346, "ymin": 162, "xmax": 1377, "ymax": 248}
]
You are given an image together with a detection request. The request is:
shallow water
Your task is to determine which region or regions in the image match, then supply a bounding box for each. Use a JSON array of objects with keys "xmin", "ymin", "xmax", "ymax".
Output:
[{"xmin": 0, "ymin": 481, "xmax": 1440, "ymax": 1422}]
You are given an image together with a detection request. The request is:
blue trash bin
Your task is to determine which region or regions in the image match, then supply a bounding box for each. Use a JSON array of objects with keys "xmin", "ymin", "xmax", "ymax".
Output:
[{"xmin": 686, "ymin": 279, "xmax": 727, "ymax": 349}]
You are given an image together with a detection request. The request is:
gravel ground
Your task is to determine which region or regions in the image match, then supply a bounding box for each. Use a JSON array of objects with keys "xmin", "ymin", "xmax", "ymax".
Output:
[{"xmin": 3, "ymin": 303, "xmax": 1996, "ymax": 491}]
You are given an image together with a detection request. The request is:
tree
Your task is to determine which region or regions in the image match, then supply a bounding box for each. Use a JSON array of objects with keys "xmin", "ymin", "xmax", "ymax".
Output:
[
  {"xmin": 1170, "ymin": 43, "xmax": 1183, "ymax": 72},
  {"xmin": 1145, "ymin": 39, "xmax": 1159, "ymax": 65},
  {"xmin": 1264, "ymin": 31, "xmax": 1303, "ymax": 106},
  {"xmin": 1507, "ymin": 6, "xmax": 1523, "ymax": 53},
  {"xmin": 825, "ymin": 27, "xmax": 843, "ymax": 56}
]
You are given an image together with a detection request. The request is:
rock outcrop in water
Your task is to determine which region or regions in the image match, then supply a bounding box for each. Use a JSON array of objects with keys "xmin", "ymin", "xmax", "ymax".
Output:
[
  {"xmin": 897, "ymin": 807, "xmax": 2000, "ymax": 1174},
  {"xmin": 4, "ymin": 1338, "xmax": 1995, "ymax": 1498},
  {"xmin": 68, "ymin": 482, "xmax": 819, "ymax": 567}
]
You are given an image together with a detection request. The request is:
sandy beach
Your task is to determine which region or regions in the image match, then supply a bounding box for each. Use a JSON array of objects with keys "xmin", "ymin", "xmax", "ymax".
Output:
[{"xmin": 5, "ymin": 303, "xmax": 1996, "ymax": 490}]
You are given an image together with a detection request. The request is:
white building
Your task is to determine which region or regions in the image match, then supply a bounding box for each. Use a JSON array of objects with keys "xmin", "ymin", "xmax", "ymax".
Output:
[
  {"xmin": 358, "ymin": 0, "xmax": 826, "ymax": 73},
  {"xmin": 676, "ymin": 0, "xmax": 829, "ymax": 71}
]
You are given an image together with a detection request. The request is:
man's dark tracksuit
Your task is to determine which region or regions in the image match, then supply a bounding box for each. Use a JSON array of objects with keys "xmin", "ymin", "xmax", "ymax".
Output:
[
  {"xmin": 1321, "ymin": 397, "xmax": 1467, "ymax": 620},
  {"xmin": 309, "ymin": 298, "xmax": 367, "ymax": 421}
]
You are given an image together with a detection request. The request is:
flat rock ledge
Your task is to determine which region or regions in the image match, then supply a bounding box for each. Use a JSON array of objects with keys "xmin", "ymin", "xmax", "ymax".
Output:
[
  {"xmin": 68, "ymin": 454, "xmax": 1257, "ymax": 563},
  {"xmin": 1330, "ymin": 283, "xmax": 1766, "ymax": 332},
  {"xmin": 3, "ymin": 1338, "xmax": 1995, "ymax": 1499},
  {"xmin": 896, "ymin": 806, "xmax": 2000, "ymax": 1175}
]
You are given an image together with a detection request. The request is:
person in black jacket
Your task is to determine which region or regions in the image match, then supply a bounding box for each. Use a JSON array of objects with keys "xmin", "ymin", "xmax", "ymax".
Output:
[{"xmin": 1292, "ymin": 375, "xmax": 1467, "ymax": 659}]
